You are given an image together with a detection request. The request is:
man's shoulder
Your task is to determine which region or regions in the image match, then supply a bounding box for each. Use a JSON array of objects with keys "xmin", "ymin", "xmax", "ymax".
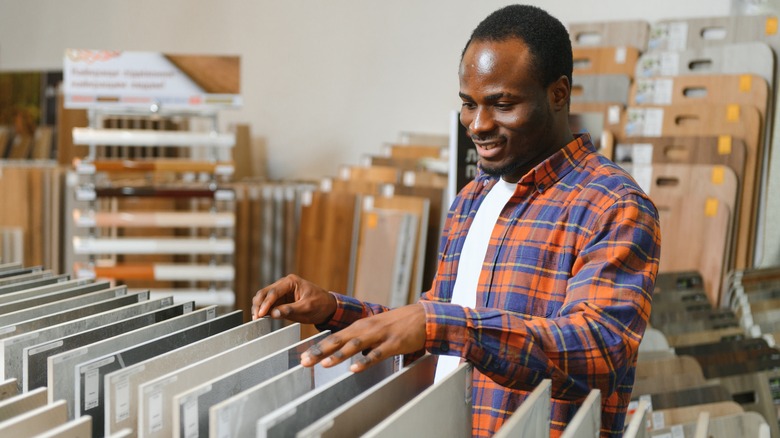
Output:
[{"xmin": 572, "ymin": 152, "xmax": 648, "ymax": 200}]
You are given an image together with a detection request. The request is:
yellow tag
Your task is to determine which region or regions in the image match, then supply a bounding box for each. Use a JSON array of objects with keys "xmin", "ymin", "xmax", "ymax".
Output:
[
  {"xmin": 726, "ymin": 104, "xmax": 740, "ymax": 122},
  {"xmin": 718, "ymin": 135, "xmax": 732, "ymax": 155},
  {"xmin": 712, "ymin": 166, "xmax": 725, "ymax": 185},
  {"xmin": 767, "ymin": 17, "xmax": 778, "ymax": 35},
  {"xmin": 739, "ymin": 75, "xmax": 752, "ymax": 92},
  {"xmin": 366, "ymin": 213, "xmax": 378, "ymax": 229},
  {"xmin": 705, "ymin": 198, "xmax": 718, "ymax": 217}
]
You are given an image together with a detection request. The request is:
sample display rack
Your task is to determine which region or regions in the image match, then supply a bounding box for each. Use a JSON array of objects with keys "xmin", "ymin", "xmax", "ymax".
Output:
[{"xmin": 66, "ymin": 106, "xmax": 237, "ymax": 307}]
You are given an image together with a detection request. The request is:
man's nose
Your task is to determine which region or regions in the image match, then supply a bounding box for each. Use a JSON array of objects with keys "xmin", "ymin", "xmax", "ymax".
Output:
[{"xmin": 470, "ymin": 107, "xmax": 496, "ymax": 136}]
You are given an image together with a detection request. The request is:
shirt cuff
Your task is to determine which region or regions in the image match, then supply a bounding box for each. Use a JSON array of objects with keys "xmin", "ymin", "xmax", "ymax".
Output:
[
  {"xmin": 420, "ymin": 300, "xmax": 471, "ymax": 357},
  {"xmin": 314, "ymin": 292, "xmax": 362, "ymax": 332}
]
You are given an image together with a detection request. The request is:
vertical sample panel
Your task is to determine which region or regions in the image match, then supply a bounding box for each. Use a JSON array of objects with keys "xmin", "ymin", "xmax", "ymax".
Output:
[
  {"xmin": 296, "ymin": 354, "xmax": 436, "ymax": 438},
  {"xmin": 24, "ymin": 301, "xmax": 193, "ymax": 391},
  {"xmin": 256, "ymin": 357, "xmax": 396, "ymax": 438},
  {"xmin": 362, "ymin": 362, "xmax": 472, "ymax": 438},
  {"xmin": 73, "ymin": 310, "xmax": 242, "ymax": 431},
  {"xmin": 0, "ymin": 282, "xmax": 117, "ymax": 328},
  {"xmin": 179, "ymin": 355, "xmax": 353, "ymax": 438},
  {"xmin": 0, "ymin": 286, "xmax": 137, "ymax": 384},
  {"xmin": 0, "ymin": 387, "xmax": 46, "ymax": 421},
  {"xmin": 561, "ymin": 390, "xmax": 602, "ymax": 438},
  {"xmin": 104, "ymin": 318, "xmax": 277, "ymax": 436},
  {"xmin": 493, "ymin": 380, "xmax": 551, "ymax": 438},
  {"xmin": 0, "ymin": 399, "xmax": 67, "ymax": 436},
  {"xmin": 138, "ymin": 327, "xmax": 319, "ymax": 438}
]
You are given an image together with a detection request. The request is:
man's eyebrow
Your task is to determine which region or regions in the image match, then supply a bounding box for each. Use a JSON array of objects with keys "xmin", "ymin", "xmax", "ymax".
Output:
[{"xmin": 458, "ymin": 92, "xmax": 516, "ymax": 101}]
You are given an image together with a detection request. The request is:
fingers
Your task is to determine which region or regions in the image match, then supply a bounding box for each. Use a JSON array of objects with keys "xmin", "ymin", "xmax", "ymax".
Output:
[
  {"xmin": 301, "ymin": 330, "xmax": 388, "ymax": 372},
  {"xmin": 251, "ymin": 276, "xmax": 294, "ymax": 319},
  {"xmin": 299, "ymin": 304, "xmax": 427, "ymax": 371}
]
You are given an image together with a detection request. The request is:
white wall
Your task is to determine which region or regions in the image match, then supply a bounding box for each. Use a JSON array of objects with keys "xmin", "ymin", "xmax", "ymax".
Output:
[{"xmin": 0, "ymin": 0, "xmax": 731, "ymax": 179}]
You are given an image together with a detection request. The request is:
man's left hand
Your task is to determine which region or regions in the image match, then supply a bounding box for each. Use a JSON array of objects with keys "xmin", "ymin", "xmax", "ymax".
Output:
[{"xmin": 301, "ymin": 303, "xmax": 427, "ymax": 372}]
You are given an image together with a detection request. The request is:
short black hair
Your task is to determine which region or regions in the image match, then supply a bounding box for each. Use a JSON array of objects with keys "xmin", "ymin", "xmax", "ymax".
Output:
[{"xmin": 462, "ymin": 4, "xmax": 572, "ymax": 88}]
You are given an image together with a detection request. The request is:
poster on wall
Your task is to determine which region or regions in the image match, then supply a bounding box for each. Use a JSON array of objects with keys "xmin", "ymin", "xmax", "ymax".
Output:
[{"xmin": 63, "ymin": 50, "xmax": 241, "ymax": 110}]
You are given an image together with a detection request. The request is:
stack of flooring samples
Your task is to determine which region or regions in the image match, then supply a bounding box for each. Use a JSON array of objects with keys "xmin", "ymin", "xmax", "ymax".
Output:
[
  {"xmin": 0, "ymin": 263, "xmax": 631, "ymax": 438},
  {"xmin": 298, "ymin": 142, "xmax": 448, "ymax": 309},
  {"xmin": 66, "ymin": 112, "xmax": 237, "ymax": 310},
  {"xmin": 632, "ymin": 269, "xmax": 780, "ymax": 437},
  {"xmin": 0, "ymin": 162, "xmax": 63, "ymax": 272},
  {"xmin": 569, "ymin": 14, "xmax": 779, "ymax": 306}
]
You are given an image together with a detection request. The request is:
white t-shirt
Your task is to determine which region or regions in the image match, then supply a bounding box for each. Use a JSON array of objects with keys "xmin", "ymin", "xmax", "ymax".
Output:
[{"xmin": 434, "ymin": 178, "xmax": 517, "ymax": 383}]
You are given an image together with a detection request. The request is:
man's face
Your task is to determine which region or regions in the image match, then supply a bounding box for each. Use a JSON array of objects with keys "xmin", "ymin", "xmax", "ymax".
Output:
[{"xmin": 459, "ymin": 38, "xmax": 559, "ymax": 183}]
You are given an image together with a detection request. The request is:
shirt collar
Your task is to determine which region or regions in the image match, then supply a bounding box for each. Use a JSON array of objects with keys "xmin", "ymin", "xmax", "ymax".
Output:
[{"xmin": 475, "ymin": 133, "xmax": 595, "ymax": 193}]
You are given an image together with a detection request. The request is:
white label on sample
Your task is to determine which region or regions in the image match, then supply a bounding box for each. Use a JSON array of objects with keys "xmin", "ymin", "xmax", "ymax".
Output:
[
  {"xmin": 652, "ymin": 411, "xmax": 665, "ymax": 429},
  {"xmin": 216, "ymin": 405, "xmax": 235, "ymax": 438},
  {"xmin": 28, "ymin": 340, "xmax": 63, "ymax": 355},
  {"xmin": 115, "ymin": 376, "xmax": 130, "ymax": 422},
  {"xmin": 667, "ymin": 22, "xmax": 689, "ymax": 51},
  {"xmin": 615, "ymin": 46, "xmax": 627, "ymax": 64},
  {"xmin": 635, "ymin": 78, "xmax": 673, "ymax": 105},
  {"xmin": 84, "ymin": 368, "xmax": 100, "ymax": 410},
  {"xmin": 149, "ymin": 391, "xmax": 163, "ymax": 433},
  {"xmin": 183, "ymin": 397, "xmax": 199, "ymax": 438}
]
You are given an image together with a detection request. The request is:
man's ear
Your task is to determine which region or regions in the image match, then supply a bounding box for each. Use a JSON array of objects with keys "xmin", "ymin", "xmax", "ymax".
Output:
[{"xmin": 548, "ymin": 75, "xmax": 570, "ymax": 111}]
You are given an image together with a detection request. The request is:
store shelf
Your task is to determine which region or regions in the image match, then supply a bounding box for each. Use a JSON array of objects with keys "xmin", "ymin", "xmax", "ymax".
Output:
[
  {"xmin": 72, "ymin": 237, "xmax": 234, "ymax": 255},
  {"xmin": 73, "ymin": 211, "xmax": 235, "ymax": 228},
  {"xmin": 78, "ymin": 263, "xmax": 234, "ymax": 281},
  {"xmin": 72, "ymin": 128, "xmax": 235, "ymax": 148}
]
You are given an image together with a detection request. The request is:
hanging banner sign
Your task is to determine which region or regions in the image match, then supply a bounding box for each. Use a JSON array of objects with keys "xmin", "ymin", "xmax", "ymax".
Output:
[{"xmin": 63, "ymin": 49, "xmax": 241, "ymax": 110}]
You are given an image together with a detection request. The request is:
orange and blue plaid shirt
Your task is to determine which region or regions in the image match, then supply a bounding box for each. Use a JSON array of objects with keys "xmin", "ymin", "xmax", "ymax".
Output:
[{"xmin": 324, "ymin": 134, "xmax": 660, "ymax": 437}]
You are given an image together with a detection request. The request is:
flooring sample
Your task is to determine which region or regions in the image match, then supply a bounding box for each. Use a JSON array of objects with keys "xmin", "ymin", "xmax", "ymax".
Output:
[
  {"xmin": 569, "ymin": 20, "xmax": 650, "ymax": 51},
  {"xmin": 103, "ymin": 318, "xmax": 276, "ymax": 436},
  {"xmin": 573, "ymin": 46, "xmax": 640, "ymax": 77}
]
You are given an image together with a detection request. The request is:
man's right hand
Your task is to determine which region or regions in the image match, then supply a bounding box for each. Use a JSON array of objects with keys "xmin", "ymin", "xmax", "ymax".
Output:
[{"xmin": 251, "ymin": 274, "xmax": 337, "ymax": 325}]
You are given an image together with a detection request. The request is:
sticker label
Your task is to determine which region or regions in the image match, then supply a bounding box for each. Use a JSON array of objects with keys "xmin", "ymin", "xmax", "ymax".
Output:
[
  {"xmin": 149, "ymin": 391, "xmax": 163, "ymax": 433},
  {"xmin": 115, "ymin": 376, "xmax": 130, "ymax": 422},
  {"xmin": 183, "ymin": 397, "xmax": 199, "ymax": 438},
  {"xmin": 652, "ymin": 411, "xmax": 665, "ymax": 429},
  {"xmin": 84, "ymin": 368, "xmax": 100, "ymax": 410},
  {"xmin": 718, "ymin": 135, "xmax": 732, "ymax": 155},
  {"xmin": 28, "ymin": 340, "xmax": 63, "ymax": 356},
  {"xmin": 634, "ymin": 78, "xmax": 673, "ymax": 105},
  {"xmin": 625, "ymin": 108, "xmax": 664, "ymax": 137},
  {"xmin": 615, "ymin": 46, "xmax": 627, "ymax": 64},
  {"xmin": 739, "ymin": 75, "xmax": 752, "ymax": 92}
]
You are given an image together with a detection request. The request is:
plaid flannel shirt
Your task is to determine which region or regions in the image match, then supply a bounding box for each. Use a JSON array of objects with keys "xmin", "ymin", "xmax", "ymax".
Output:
[{"xmin": 323, "ymin": 134, "xmax": 661, "ymax": 437}]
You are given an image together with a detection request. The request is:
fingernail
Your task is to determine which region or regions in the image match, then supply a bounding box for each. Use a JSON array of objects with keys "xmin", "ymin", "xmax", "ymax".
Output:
[
  {"xmin": 322, "ymin": 357, "xmax": 332, "ymax": 366},
  {"xmin": 301, "ymin": 353, "xmax": 312, "ymax": 366},
  {"xmin": 350, "ymin": 363, "xmax": 360, "ymax": 372}
]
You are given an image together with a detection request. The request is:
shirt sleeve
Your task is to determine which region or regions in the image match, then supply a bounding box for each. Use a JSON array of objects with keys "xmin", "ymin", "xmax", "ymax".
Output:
[
  {"xmin": 315, "ymin": 292, "xmax": 390, "ymax": 332},
  {"xmin": 420, "ymin": 192, "xmax": 660, "ymax": 401}
]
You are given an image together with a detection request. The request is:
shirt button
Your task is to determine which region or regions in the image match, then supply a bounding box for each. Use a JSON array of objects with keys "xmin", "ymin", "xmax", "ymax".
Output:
[
  {"xmin": 440, "ymin": 342, "xmax": 450, "ymax": 353},
  {"xmin": 538, "ymin": 184, "xmax": 545, "ymax": 191}
]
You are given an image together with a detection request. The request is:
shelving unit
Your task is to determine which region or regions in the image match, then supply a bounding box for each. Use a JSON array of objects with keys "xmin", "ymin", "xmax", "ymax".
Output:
[{"xmin": 66, "ymin": 107, "xmax": 237, "ymax": 308}]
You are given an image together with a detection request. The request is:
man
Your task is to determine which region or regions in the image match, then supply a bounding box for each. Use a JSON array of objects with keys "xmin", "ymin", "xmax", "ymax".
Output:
[{"xmin": 253, "ymin": 4, "xmax": 660, "ymax": 437}]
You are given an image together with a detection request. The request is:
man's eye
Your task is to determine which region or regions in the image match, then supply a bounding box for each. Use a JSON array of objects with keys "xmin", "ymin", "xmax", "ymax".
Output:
[
  {"xmin": 494, "ymin": 103, "xmax": 513, "ymax": 110},
  {"xmin": 461, "ymin": 102, "xmax": 476, "ymax": 110}
]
